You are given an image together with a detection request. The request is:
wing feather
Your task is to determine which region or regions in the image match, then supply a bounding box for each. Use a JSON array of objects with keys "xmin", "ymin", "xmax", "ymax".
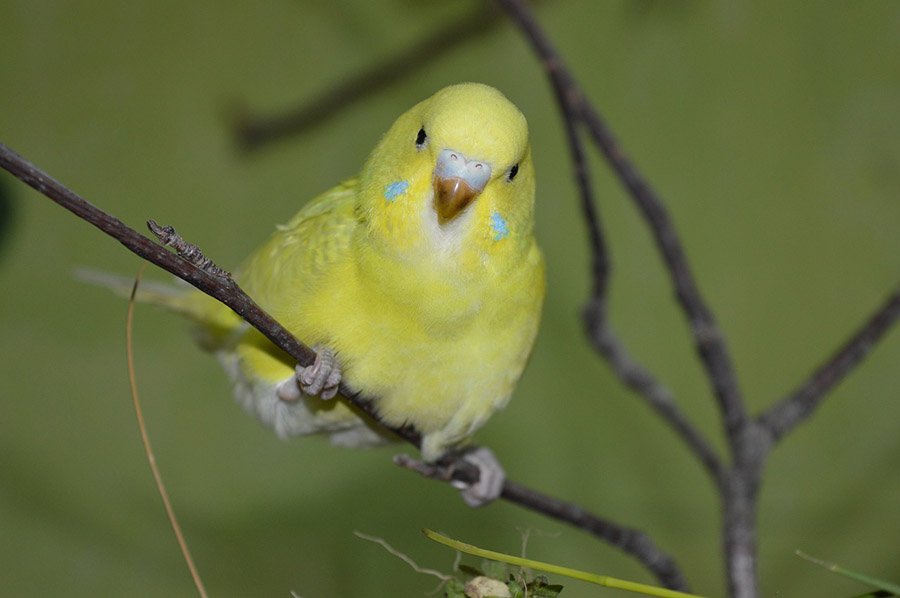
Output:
[{"xmin": 237, "ymin": 179, "xmax": 358, "ymax": 321}]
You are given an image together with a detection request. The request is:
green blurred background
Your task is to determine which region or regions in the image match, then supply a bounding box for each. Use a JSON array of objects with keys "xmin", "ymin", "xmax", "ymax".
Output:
[{"xmin": 1, "ymin": 1, "xmax": 898, "ymax": 596}]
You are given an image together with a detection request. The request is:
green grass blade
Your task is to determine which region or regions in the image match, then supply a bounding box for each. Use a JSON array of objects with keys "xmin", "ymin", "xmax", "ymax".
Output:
[
  {"xmin": 423, "ymin": 529, "xmax": 706, "ymax": 598},
  {"xmin": 795, "ymin": 550, "xmax": 900, "ymax": 595}
]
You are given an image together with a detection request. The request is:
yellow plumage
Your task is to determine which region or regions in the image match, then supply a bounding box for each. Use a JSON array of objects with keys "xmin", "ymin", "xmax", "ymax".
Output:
[{"xmin": 161, "ymin": 83, "xmax": 544, "ymax": 463}]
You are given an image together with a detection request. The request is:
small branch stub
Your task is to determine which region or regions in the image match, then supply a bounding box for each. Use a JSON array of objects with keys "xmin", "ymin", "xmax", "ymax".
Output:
[{"xmin": 147, "ymin": 219, "xmax": 231, "ymax": 279}]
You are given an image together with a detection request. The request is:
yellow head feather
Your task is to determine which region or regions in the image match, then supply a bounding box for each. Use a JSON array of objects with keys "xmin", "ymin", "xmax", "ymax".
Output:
[{"xmin": 357, "ymin": 83, "xmax": 535, "ymax": 266}]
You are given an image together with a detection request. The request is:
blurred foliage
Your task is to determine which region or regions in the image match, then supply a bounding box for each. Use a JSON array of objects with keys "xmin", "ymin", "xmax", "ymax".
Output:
[{"xmin": 1, "ymin": 1, "xmax": 898, "ymax": 596}]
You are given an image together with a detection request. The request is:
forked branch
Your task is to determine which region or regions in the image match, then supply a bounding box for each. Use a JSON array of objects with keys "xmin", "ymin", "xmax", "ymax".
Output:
[
  {"xmin": 492, "ymin": 0, "xmax": 747, "ymax": 457},
  {"xmin": 758, "ymin": 289, "xmax": 900, "ymax": 444}
]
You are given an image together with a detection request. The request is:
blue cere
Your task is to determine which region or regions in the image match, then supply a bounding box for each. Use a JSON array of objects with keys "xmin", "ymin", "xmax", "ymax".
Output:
[
  {"xmin": 490, "ymin": 211, "xmax": 510, "ymax": 240},
  {"xmin": 384, "ymin": 180, "xmax": 409, "ymax": 201}
]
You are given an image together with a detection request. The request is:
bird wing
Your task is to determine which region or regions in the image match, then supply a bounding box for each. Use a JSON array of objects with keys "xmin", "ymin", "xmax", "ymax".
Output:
[
  {"xmin": 182, "ymin": 179, "xmax": 370, "ymax": 435},
  {"xmin": 236, "ymin": 178, "xmax": 358, "ymax": 318},
  {"xmin": 188, "ymin": 179, "xmax": 359, "ymax": 357}
]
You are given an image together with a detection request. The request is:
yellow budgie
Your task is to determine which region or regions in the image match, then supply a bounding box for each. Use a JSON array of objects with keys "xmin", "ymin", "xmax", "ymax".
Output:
[{"xmin": 89, "ymin": 83, "xmax": 544, "ymax": 506}]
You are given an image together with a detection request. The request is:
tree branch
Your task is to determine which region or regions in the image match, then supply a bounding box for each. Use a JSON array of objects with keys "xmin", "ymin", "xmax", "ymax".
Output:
[
  {"xmin": 493, "ymin": 0, "xmax": 747, "ymax": 456},
  {"xmin": 491, "ymin": 4, "xmax": 900, "ymax": 597},
  {"xmin": 395, "ymin": 455, "xmax": 689, "ymax": 590},
  {"xmin": 757, "ymin": 288, "xmax": 900, "ymax": 445},
  {"xmin": 0, "ymin": 142, "xmax": 415, "ymax": 447},
  {"xmin": 501, "ymin": 480, "xmax": 691, "ymax": 591},
  {"xmin": 0, "ymin": 141, "xmax": 689, "ymax": 591},
  {"xmin": 232, "ymin": 4, "xmax": 505, "ymax": 151},
  {"xmin": 493, "ymin": 0, "xmax": 724, "ymax": 484}
]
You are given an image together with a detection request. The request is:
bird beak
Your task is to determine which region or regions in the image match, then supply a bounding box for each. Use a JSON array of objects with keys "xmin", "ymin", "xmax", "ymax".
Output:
[{"xmin": 433, "ymin": 149, "xmax": 491, "ymax": 225}]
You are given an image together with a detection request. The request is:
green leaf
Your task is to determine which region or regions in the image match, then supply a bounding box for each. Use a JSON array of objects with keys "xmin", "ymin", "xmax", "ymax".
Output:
[
  {"xmin": 444, "ymin": 578, "xmax": 468, "ymax": 598},
  {"xmin": 507, "ymin": 578, "xmax": 525, "ymax": 597},
  {"xmin": 529, "ymin": 576, "xmax": 565, "ymax": 597},
  {"xmin": 481, "ymin": 559, "xmax": 508, "ymax": 581}
]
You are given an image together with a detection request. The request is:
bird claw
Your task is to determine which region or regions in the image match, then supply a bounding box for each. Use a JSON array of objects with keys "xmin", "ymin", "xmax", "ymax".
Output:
[
  {"xmin": 452, "ymin": 447, "xmax": 505, "ymax": 508},
  {"xmin": 394, "ymin": 447, "xmax": 505, "ymax": 507},
  {"xmin": 276, "ymin": 345, "xmax": 342, "ymax": 402}
]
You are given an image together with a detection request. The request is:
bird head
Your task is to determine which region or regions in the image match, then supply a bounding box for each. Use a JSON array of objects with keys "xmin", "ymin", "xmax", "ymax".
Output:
[{"xmin": 358, "ymin": 83, "xmax": 535, "ymax": 261}]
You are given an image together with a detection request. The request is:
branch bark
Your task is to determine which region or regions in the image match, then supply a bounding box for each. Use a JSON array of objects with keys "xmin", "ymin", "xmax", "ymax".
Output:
[
  {"xmin": 488, "ymin": 2, "xmax": 900, "ymax": 597},
  {"xmin": 538, "ymin": 17, "xmax": 725, "ymax": 485},
  {"xmin": 757, "ymin": 289, "xmax": 900, "ymax": 445},
  {"xmin": 492, "ymin": 0, "xmax": 747, "ymax": 457},
  {"xmin": 233, "ymin": 4, "xmax": 504, "ymax": 151},
  {"xmin": 0, "ymin": 141, "xmax": 689, "ymax": 591}
]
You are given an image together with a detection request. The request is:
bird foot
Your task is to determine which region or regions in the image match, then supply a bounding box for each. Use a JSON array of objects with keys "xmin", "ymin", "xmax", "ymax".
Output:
[
  {"xmin": 393, "ymin": 447, "xmax": 505, "ymax": 507},
  {"xmin": 451, "ymin": 446, "xmax": 505, "ymax": 508},
  {"xmin": 276, "ymin": 345, "xmax": 342, "ymax": 402}
]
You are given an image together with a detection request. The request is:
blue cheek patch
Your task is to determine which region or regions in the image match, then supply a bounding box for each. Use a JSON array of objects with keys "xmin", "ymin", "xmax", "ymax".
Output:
[
  {"xmin": 490, "ymin": 211, "xmax": 510, "ymax": 241},
  {"xmin": 384, "ymin": 180, "xmax": 409, "ymax": 202}
]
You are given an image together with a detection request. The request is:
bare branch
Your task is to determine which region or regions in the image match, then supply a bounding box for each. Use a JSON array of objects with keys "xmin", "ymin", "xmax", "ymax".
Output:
[
  {"xmin": 0, "ymin": 140, "xmax": 689, "ymax": 591},
  {"xmin": 566, "ymin": 95, "xmax": 724, "ymax": 482},
  {"xmin": 551, "ymin": 78, "xmax": 608, "ymax": 300},
  {"xmin": 581, "ymin": 95, "xmax": 748, "ymax": 445},
  {"xmin": 0, "ymin": 141, "xmax": 411, "ymax": 447},
  {"xmin": 487, "ymin": 1, "xmax": 754, "ymax": 593},
  {"xmin": 492, "ymin": 0, "xmax": 747, "ymax": 454},
  {"xmin": 501, "ymin": 480, "xmax": 691, "ymax": 591},
  {"xmin": 147, "ymin": 219, "xmax": 231, "ymax": 278},
  {"xmin": 758, "ymin": 288, "xmax": 900, "ymax": 445},
  {"xmin": 494, "ymin": 0, "xmax": 723, "ymax": 484},
  {"xmin": 232, "ymin": 4, "xmax": 504, "ymax": 151},
  {"xmin": 489, "ymin": 5, "xmax": 898, "ymax": 595},
  {"xmin": 395, "ymin": 455, "xmax": 690, "ymax": 590},
  {"xmin": 585, "ymin": 311, "xmax": 726, "ymax": 483}
]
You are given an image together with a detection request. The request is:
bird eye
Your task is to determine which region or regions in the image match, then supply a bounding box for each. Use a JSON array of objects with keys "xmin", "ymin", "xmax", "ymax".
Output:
[
  {"xmin": 507, "ymin": 163, "xmax": 519, "ymax": 182},
  {"xmin": 415, "ymin": 127, "xmax": 427, "ymax": 148}
]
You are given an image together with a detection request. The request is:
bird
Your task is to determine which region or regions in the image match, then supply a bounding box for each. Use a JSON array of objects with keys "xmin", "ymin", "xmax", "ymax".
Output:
[{"xmin": 85, "ymin": 83, "xmax": 544, "ymax": 506}]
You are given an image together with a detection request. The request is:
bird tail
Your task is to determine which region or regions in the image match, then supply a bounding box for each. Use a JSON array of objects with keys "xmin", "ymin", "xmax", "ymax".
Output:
[
  {"xmin": 74, "ymin": 267, "xmax": 243, "ymax": 349},
  {"xmin": 75, "ymin": 267, "xmax": 197, "ymax": 312}
]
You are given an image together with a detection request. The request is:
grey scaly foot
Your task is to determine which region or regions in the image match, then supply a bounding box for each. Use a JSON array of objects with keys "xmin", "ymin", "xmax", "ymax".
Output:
[
  {"xmin": 451, "ymin": 446, "xmax": 505, "ymax": 508},
  {"xmin": 276, "ymin": 345, "xmax": 342, "ymax": 402}
]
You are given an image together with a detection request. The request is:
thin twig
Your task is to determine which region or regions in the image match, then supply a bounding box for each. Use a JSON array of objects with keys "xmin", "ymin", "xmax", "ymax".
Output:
[
  {"xmin": 127, "ymin": 267, "xmax": 208, "ymax": 598},
  {"xmin": 500, "ymin": 0, "xmax": 722, "ymax": 483},
  {"xmin": 492, "ymin": 3, "xmax": 900, "ymax": 598},
  {"xmin": 147, "ymin": 219, "xmax": 231, "ymax": 278},
  {"xmin": 581, "ymin": 94, "xmax": 748, "ymax": 448},
  {"xmin": 232, "ymin": 4, "xmax": 505, "ymax": 151},
  {"xmin": 394, "ymin": 454, "xmax": 689, "ymax": 590},
  {"xmin": 587, "ymin": 316, "xmax": 726, "ymax": 483},
  {"xmin": 0, "ymin": 141, "xmax": 410, "ymax": 446},
  {"xmin": 550, "ymin": 77, "xmax": 608, "ymax": 300},
  {"xmin": 0, "ymin": 141, "xmax": 688, "ymax": 590},
  {"xmin": 758, "ymin": 289, "xmax": 900, "ymax": 445},
  {"xmin": 492, "ymin": 0, "xmax": 747, "ymax": 455},
  {"xmin": 488, "ymin": 1, "xmax": 743, "ymax": 595},
  {"xmin": 354, "ymin": 531, "xmax": 452, "ymax": 582},
  {"xmin": 500, "ymin": 481, "xmax": 690, "ymax": 591}
]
